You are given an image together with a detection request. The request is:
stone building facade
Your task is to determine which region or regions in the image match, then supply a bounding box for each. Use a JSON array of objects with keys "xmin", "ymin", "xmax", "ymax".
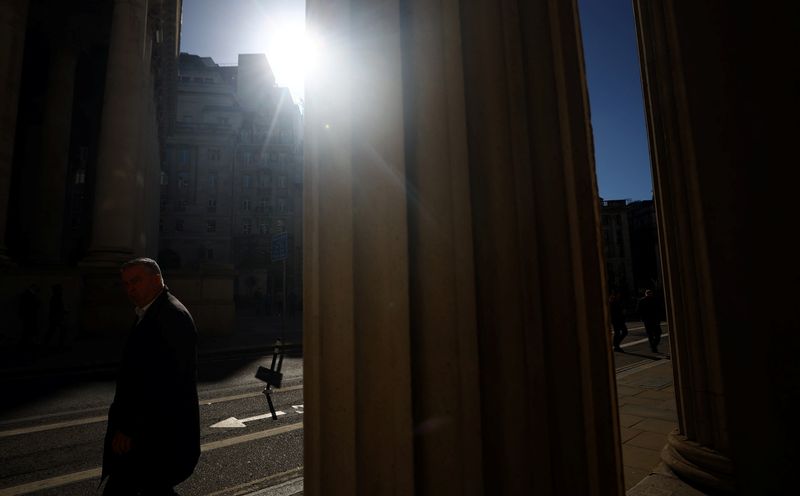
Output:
[
  {"xmin": 0, "ymin": 0, "xmax": 184, "ymax": 338},
  {"xmin": 159, "ymin": 53, "xmax": 303, "ymax": 309}
]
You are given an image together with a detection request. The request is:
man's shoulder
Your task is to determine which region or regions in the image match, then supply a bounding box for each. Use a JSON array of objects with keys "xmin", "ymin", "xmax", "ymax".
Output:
[{"xmin": 156, "ymin": 291, "xmax": 196, "ymax": 329}]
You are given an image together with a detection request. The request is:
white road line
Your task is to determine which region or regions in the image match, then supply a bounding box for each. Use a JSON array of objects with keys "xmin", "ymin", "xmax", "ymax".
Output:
[
  {"xmin": 0, "ymin": 468, "xmax": 101, "ymax": 496},
  {"xmin": 202, "ymin": 384, "xmax": 303, "ymax": 405},
  {"xmin": 201, "ymin": 422, "xmax": 303, "ymax": 452},
  {"xmin": 0, "ymin": 385, "xmax": 305, "ymax": 438},
  {"xmin": 0, "ymin": 415, "xmax": 108, "ymax": 438},
  {"xmin": 620, "ymin": 332, "xmax": 669, "ymax": 349},
  {"xmin": 0, "ymin": 422, "xmax": 305, "ymax": 496},
  {"xmin": 0, "ymin": 406, "xmax": 108, "ymax": 427}
]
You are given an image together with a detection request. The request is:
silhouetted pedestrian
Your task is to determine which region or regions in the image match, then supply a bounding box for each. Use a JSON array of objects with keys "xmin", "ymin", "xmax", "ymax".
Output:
[
  {"xmin": 609, "ymin": 291, "xmax": 628, "ymax": 352},
  {"xmin": 636, "ymin": 289, "xmax": 662, "ymax": 353},
  {"xmin": 102, "ymin": 258, "xmax": 200, "ymax": 495}
]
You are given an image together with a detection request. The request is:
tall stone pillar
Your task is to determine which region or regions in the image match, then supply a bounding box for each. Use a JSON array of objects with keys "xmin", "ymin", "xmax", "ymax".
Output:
[
  {"xmin": 82, "ymin": 0, "xmax": 148, "ymax": 266},
  {"xmin": 634, "ymin": 1, "xmax": 798, "ymax": 493},
  {"xmin": 0, "ymin": 0, "xmax": 29, "ymax": 263},
  {"xmin": 31, "ymin": 40, "xmax": 78, "ymax": 263},
  {"xmin": 304, "ymin": 1, "xmax": 622, "ymax": 494}
]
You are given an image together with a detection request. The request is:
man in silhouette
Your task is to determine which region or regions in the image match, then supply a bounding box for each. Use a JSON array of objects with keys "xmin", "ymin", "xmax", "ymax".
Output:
[
  {"xmin": 102, "ymin": 258, "xmax": 200, "ymax": 495},
  {"xmin": 609, "ymin": 290, "xmax": 628, "ymax": 352},
  {"xmin": 636, "ymin": 289, "xmax": 662, "ymax": 353}
]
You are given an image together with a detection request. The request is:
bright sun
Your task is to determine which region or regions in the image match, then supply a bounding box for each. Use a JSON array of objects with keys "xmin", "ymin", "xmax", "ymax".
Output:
[{"xmin": 266, "ymin": 21, "xmax": 319, "ymax": 105}]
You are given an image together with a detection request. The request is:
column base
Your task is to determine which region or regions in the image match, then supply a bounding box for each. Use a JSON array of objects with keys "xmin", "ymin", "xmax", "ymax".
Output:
[{"xmin": 661, "ymin": 428, "xmax": 735, "ymax": 494}]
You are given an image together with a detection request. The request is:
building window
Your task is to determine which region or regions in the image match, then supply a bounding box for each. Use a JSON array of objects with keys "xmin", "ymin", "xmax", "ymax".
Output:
[
  {"xmin": 209, "ymin": 173, "xmax": 218, "ymax": 189},
  {"xmin": 218, "ymin": 116, "xmax": 229, "ymax": 125},
  {"xmin": 259, "ymin": 222, "xmax": 268, "ymax": 234},
  {"xmin": 207, "ymin": 220, "xmax": 216, "ymax": 233},
  {"xmin": 74, "ymin": 169, "xmax": 86, "ymax": 184},
  {"xmin": 242, "ymin": 220, "xmax": 251, "ymax": 235},
  {"xmin": 257, "ymin": 199, "xmax": 268, "ymax": 212},
  {"xmin": 258, "ymin": 173, "xmax": 270, "ymax": 188},
  {"xmin": 159, "ymin": 218, "xmax": 163, "ymax": 232},
  {"xmin": 208, "ymin": 148, "xmax": 221, "ymax": 161},
  {"xmin": 160, "ymin": 171, "xmax": 168, "ymax": 186},
  {"xmin": 278, "ymin": 175, "xmax": 287, "ymax": 188},
  {"xmin": 242, "ymin": 174, "xmax": 252, "ymax": 188},
  {"xmin": 178, "ymin": 148, "xmax": 190, "ymax": 165},
  {"xmin": 277, "ymin": 198, "xmax": 287, "ymax": 214},
  {"xmin": 206, "ymin": 248, "xmax": 214, "ymax": 259},
  {"xmin": 160, "ymin": 197, "xmax": 167, "ymax": 211},
  {"xmin": 178, "ymin": 172, "xmax": 189, "ymax": 189},
  {"xmin": 207, "ymin": 199, "xmax": 216, "ymax": 212},
  {"xmin": 176, "ymin": 220, "xmax": 184, "ymax": 232},
  {"xmin": 242, "ymin": 199, "xmax": 251, "ymax": 211}
]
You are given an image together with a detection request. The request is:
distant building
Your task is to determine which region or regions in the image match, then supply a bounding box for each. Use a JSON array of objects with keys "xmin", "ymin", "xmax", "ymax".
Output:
[
  {"xmin": 600, "ymin": 198, "xmax": 662, "ymax": 309},
  {"xmin": 159, "ymin": 53, "xmax": 303, "ymax": 309}
]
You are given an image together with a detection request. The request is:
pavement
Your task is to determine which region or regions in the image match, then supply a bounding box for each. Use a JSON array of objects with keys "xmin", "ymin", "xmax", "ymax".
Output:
[{"xmin": 1, "ymin": 312, "xmax": 697, "ymax": 495}]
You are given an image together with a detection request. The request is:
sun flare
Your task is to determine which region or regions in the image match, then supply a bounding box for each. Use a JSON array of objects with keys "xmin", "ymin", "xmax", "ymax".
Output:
[{"xmin": 266, "ymin": 22, "xmax": 320, "ymax": 104}]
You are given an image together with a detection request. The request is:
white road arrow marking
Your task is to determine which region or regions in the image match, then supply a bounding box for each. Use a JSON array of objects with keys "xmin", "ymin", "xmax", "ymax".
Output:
[
  {"xmin": 211, "ymin": 411, "xmax": 285, "ymax": 428},
  {"xmin": 292, "ymin": 404, "xmax": 304, "ymax": 414}
]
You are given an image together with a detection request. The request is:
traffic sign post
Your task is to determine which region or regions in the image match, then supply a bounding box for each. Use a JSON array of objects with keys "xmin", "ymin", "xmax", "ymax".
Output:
[{"xmin": 271, "ymin": 232, "xmax": 288, "ymax": 340}]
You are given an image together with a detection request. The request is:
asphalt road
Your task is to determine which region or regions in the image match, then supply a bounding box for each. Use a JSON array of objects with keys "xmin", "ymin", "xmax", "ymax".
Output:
[
  {"xmin": 0, "ymin": 353, "xmax": 304, "ymax": 496},
  {"xmin": 0, "ymin": 324, "xmax": 668, "ymax": 495}
]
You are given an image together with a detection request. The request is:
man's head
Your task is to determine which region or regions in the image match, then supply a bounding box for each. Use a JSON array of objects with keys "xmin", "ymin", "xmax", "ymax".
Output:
[{"xmin": 120, "ymin": 258, "xmax": 164, "ymax": 307}]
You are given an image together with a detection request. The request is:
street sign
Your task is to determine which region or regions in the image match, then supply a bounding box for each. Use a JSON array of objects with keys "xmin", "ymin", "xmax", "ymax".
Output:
[{"xmin": 271, "ymin": 232, "xmax": 288, "ymax": 262}]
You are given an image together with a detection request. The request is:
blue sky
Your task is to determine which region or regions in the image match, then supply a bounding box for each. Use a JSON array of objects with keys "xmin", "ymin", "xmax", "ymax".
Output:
[
  {"xmin": 578, "ymin": 0, "xmax": 653, "ymax": 200},
  {"xmin": 180, "ymin": 0, "xmax": 653, "ymax": 201}
]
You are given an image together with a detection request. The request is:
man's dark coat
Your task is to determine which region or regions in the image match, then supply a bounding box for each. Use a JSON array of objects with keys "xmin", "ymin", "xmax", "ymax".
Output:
[{"xmin": 102, "ymin": 289, "xmax": 200, "ymax": 487}]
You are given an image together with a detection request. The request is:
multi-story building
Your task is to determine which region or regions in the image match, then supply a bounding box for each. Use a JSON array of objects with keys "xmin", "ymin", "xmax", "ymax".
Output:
[
  {"xmin": 159, "ymin": 53, "xmax": 303, "ymax": 310},
  {"xmin": 600, "ymin": 198, "xmax": 662, "ymax": 310},
  {"xmin": 600, "ymin": 199, "xmax": 635, "ymax": 297}
]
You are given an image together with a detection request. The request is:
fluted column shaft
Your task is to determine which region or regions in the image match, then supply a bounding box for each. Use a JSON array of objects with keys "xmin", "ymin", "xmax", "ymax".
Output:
[
  {"xmin": 83, "ymin": 0, "xmax": 148, "ymax": 265},
  {"xmin": 304, "ymin": 1, "xmax": 623, "ymax": 494},
  {"xmin": 0, "ymin": 0, "xmax": 29, "ymax": 262},
  {"xmin": 31, "ymin": 40, "xmax": 78, "ymax": 263},
  {"xmin": 634, "ymin": 1, "xmax": 798, "ymax": 493}
]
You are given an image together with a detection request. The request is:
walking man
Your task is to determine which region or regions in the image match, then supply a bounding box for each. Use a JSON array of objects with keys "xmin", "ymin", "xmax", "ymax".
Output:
[
  {"xmin": 637, "ymin": 289, "xmax": 662, "ymax": 353},
  {"xmin": 609, "ymin": 291, "xmax": 628, "ymax": 352},
  {"xmin": 102, "ymin": 258, "xmax": 200, "ymax": 495}
]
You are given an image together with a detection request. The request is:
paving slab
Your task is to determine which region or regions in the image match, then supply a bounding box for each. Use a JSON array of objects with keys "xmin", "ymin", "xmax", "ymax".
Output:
[
  {"xmin": 619, "ymin": 413, "xmax": 645, "ymax": 428},
  {"xmin": 626, "ymin": 431, "xmax": 670, "ymax": 451},
  {"xmin": 622, "ymin": 445, "xmax": 663, "ymax": 471},
  {"xmin": 630, "ymin": 418, "xmax": 678, "ymax": 435}
]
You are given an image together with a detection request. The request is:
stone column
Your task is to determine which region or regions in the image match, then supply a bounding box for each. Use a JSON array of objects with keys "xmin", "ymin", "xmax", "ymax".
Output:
[
  {"xmin": 633, "ymin": 1, "xmax": 797, "ymax": 493},
  {"xmin": 0, "ymin": 0, "xmax": 29, "ymax": 263},
  {"xmin": 31, "ymin": 40, "xmax": 78, "ymax": 264},
  {"xmin": 82, "ymin": 0, "xmax": 148, "ymax": 266},
  {"xmin": 304, "ymin": 1, "xmax": 623, "ymax": 494}
]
